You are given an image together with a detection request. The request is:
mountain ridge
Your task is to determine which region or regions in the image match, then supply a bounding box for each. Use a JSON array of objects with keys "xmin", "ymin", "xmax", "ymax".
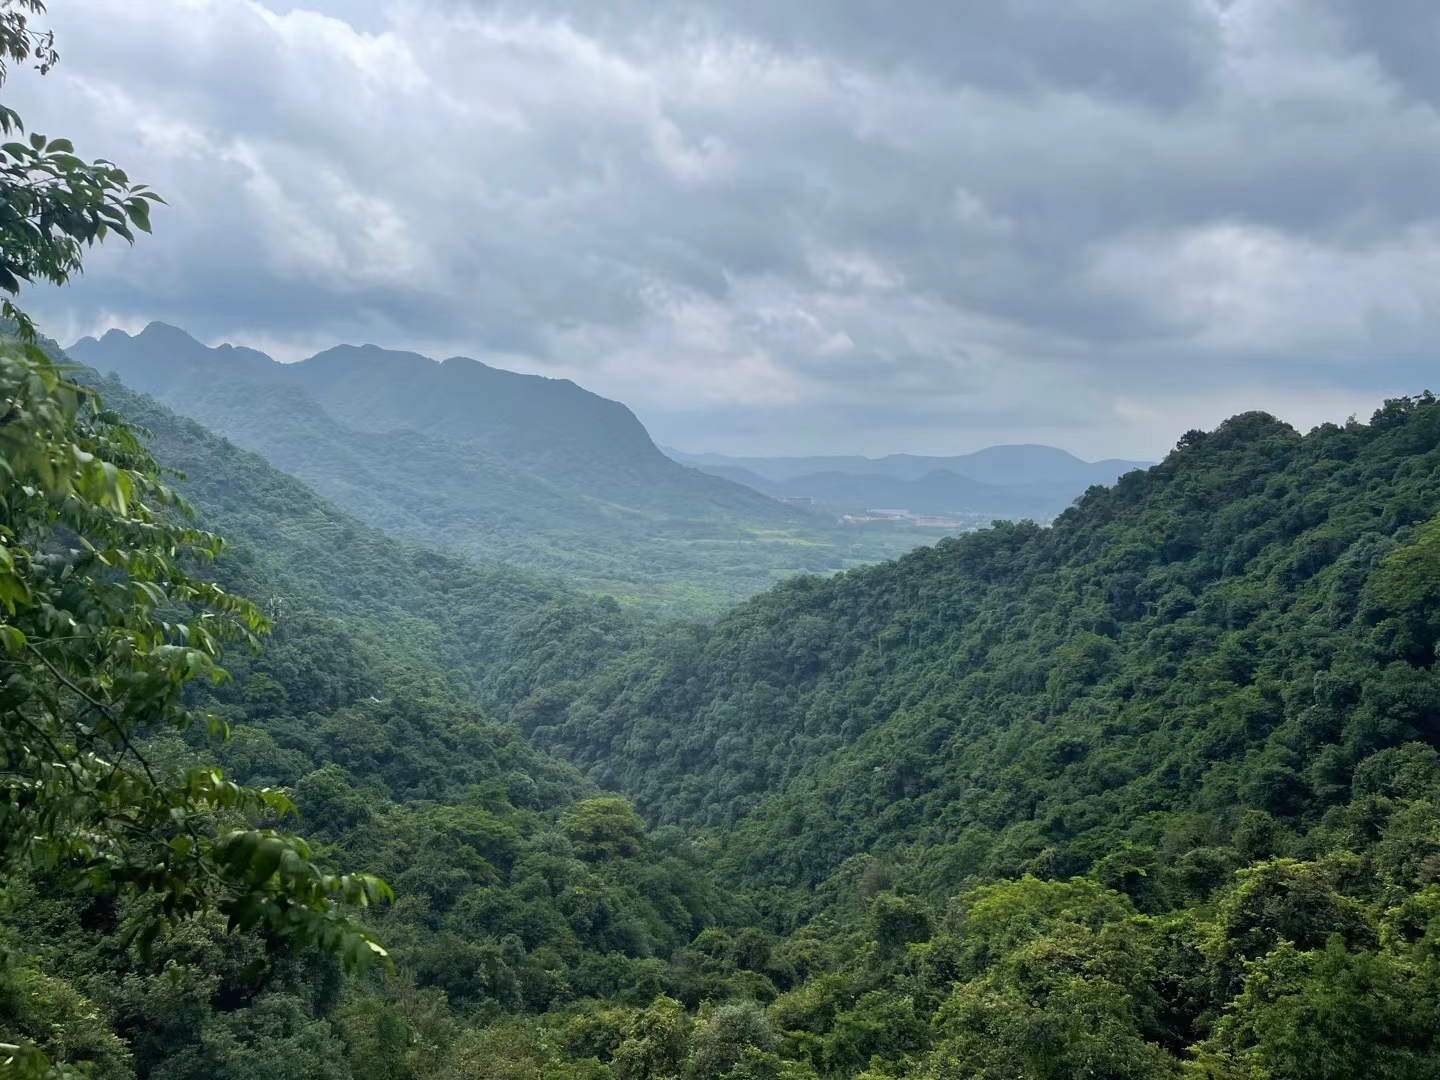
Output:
[
  {"xmin": 75, "ymin": 322, "xmax": 943, "ymax": 611},
  {"xmin": 663, "ymin": 443, "xmax": 1152, "ymax": 485},
  {"xmin": 533, "ymin": 397, "xmax": 1440, "ymax": 892},
  {"xmin": 23, "ymin": 336, "xmax": 1440, "ymax": 1076},
  {"xmin": 75, "ymin": 323, "xmax": 703, "ymax": 496},
  {"xmin": 662, "ymin": 444, "xmax": 1153, "ymax": 518}
]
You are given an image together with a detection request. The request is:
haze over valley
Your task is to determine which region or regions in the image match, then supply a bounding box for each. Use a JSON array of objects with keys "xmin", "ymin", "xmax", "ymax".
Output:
[{"xmin": 664, "ymin": 445, "xmax": 1152, "ymax": 525}]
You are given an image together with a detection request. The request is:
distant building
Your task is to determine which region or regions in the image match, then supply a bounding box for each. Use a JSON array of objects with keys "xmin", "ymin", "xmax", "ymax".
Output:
[{"xmin": 774, "ymin": 495, "xmax": 817, "ymax": 506}]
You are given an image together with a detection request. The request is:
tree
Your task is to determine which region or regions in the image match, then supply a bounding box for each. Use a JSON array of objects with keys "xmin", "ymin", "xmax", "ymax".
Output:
[
  {"xmin": 0, "ymin": 1, "xmax": 159, "ymax": 339},
  {"xmin": 613, "ymin": 997, "xmax": 692, "ymax": 1080},
  {"xmin": 1, "ymin": 338, "xmax": 390, "ymax": 928},
  {"xmin": 1198, "ymin": 937, "xmax": 1437, "ymax": 1080},
  {"xmin": 0, "ymin": 338, "xmax": 390, "ymax": 1074},
  {"xmin": 685, "ymin": 1001, "xmax": 776, "ymax": 1080},
  {"xmin": 0, "ymin": 5, "xmax": 386, "ymax": 1074},
  {"xmin": 563, "ymin": 797, "xmax": 646, "ymax": 861}
]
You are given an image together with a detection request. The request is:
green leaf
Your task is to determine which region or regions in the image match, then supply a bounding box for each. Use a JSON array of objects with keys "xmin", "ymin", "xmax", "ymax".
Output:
[
  {"xmin": 246, "ymin": 837, "xmax": 285, "ymax": 885},
  {"xmin": 128, "ymin": 197, "xmax": 152, "ymax": 233},
  {"xmin": 0, "ymin": 624, "xmax": 24, "ymax": 655}
]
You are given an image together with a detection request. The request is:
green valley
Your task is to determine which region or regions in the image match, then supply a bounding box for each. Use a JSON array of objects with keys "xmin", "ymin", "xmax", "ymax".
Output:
[
  {"xmin": 6, "ymin": 6, "xmax": 1440, "ymax": 1078},
  {"xmin": 11, "ymin": 339, "xmax": 1440, "ymax": 1078}
]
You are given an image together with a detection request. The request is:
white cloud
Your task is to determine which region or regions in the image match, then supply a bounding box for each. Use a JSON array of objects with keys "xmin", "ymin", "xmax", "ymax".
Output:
[{"xmin": 1088, "ymin": 221, "xmax": 1440, "ymax": 363}]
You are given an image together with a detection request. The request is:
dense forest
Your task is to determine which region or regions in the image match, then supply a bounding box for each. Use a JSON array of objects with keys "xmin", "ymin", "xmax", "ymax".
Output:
[
  {"xmin": 13, "ymin": 357, "xmax": 1440, "ymax": 1078},
  {"xmin": 8, "ymin": 3, "xmax": 1440, "ymax": 1078}
]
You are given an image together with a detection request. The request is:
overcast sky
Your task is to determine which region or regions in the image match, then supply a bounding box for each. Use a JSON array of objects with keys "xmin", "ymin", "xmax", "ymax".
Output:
[{"xmin": 9, "ymin": 0, "xmax": 1440, "ymax": 458}]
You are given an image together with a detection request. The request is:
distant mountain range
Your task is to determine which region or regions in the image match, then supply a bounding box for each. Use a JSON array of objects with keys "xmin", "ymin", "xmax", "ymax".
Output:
[
  {"xmin": 75, "ymin": 323, "xmax": 764, "ymax": 516},
  {"xmin": 662, "ymin": 446, "xmax": 1153, "ymax": 518},
  {"xmin": 69, "ymin": 324, "xmax": 938, "ymax": 612}
]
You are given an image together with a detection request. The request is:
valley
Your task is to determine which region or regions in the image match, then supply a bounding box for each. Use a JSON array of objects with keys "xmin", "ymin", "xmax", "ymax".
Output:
[
  {"xmin": 11, "ymin": 335, "xmax": 1440, "ymax": 1077},
  {"xmin": 663, "ymin": 445, "xmax": 1152, "ymax": 523},
  {"xmin": 5, "ymin": 7, "xmax": 1437, "ymax": 1078},
  {"xmin": 73, "ymin": 325, "xmax": 968, "ymax": 615},
  {"xmin": 73, "ymin": 325, "xmax": 1147, "ymax": 617}
]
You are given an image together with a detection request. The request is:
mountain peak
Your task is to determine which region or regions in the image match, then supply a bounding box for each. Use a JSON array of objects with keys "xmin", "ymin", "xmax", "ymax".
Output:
[
  {"xmin": 302, "ymin": 343, "xmax": 436, "ymax": 371},
  {"xmin": 136, "ymin": 320, "xmax": 199, "ymax": 342},
  {"xmin": 69, "ymin": 322, "xmax": 278, "ymax": 379}
]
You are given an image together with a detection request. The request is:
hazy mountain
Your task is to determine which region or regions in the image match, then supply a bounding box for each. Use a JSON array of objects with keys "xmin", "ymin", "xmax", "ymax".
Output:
[
  {"xmin": 663, "ymin": 444, "xmax": 1152, "ymax": 516},
  {"xmin": 73, "ymin": 323, "xmax": 767, "ymax": 517},
  {"xmin": 69, "ymin": 323, "xmax": 940, "ymax": 611},
  {"xmin": 763, "ymin": 469, "xmax": 1052, "ymax": 517},
  {"xmin": 664, "ymin": 444, "xmax": 1150, "ymax": 484},
  {"xmin": 686, "ymin": 464, "xmax": 1045, "ymax": 516}
]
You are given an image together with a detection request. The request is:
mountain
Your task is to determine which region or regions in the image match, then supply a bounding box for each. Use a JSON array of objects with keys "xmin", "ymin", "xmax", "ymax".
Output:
[
  {"xmin": 78, "ymin": 369, "xmax": 650, "ymax": 711},
  {"xmin": 693, "ymin": 467, "xmax": 1054, "ymax": 518},
  {"xmin": 10, "ymin": 352, "xmax": 737, "ymax": 1078},
  {"xmin": 663, "ymin": 443, "xmax": 1151, "ymax": 486},
  {"xmin": 482, "ymin": 396, "xmax": 1440, "ymax": 1074},
  {"xmin": 664, "ymin": 444, "xmax": 1153, "ymax": 516},
  {"xmin": 74, "ymin": 323, "xmax": 767, "ymax": 516},
  {"xmin": 520, "ymin": 392, "xmax": 1440, "ymax": 1077},
  {"xmin": 69, "ymin": 323, "xmax": 936, "ymax": 612}
]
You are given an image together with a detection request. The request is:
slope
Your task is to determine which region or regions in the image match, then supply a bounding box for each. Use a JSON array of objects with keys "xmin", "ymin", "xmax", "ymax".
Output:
[
  {"xmin": 6, "ymin": 363, "xmax": 739, "ymax": 1076},
  {"xmin": 20, "ymin": 360, "xmax": 1440, "ymax": 1077},
  {"xmin": 70, "ymin": 324, "xmax": 938, "ymax": 613},
  {"xmin": 533, "ymin": 396, "xmax": 1440, "ymax": 901},
  {"xmin": 80, "ymin": 370, "xmax": 649, "ymax": 711}
]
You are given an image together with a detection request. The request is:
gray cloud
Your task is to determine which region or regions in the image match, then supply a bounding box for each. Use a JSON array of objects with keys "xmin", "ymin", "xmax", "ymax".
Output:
[
  {"xmin": 1321, "ymin": 0, "xmax": 1440, "ymax": 108},
  {"xmin": 6, "ymin": 0, "xmax": 1435, "ymax": 458},
  {"xmin": 461, "ymin": 0, "xmax": 1222, "ymax": 105}
]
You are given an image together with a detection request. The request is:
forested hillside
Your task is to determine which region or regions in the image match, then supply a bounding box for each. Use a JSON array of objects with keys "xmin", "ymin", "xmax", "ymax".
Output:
[
  {"xmin": 16, "ymin": 334, "xmax": 1440, "ymax": 1077},
  {"xmin": 78, "ymin": 371, "xmax": 649, "ymax": 711},
  {"xmin": 3, "ymin": 356, "xmax": 747, "ymax": 1077},
  {"xmin": 72, "ymin": 324, "xmax": 944, "ymax": 613},
  {"xmin": 538, "ymin": 399, "xmax": 1440, "ymax": 882},
  {"xmin": 15, "ymin": 3, "xmax": 1440, "ymax": 1074},
  {"xmin": 494, "ymin": 395, "xmax": 1440, "ymax": 1077}
]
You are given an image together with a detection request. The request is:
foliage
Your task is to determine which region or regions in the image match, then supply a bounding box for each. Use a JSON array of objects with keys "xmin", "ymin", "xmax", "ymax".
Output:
[
  {"xmin": 0, "ymin": 1, "xmax": 159, "ymax": 339},
  {"xmin": 531, "ymin": 399, "xmax": 1440, "ymax": 893},
  {"xmin": 16, "ymin": 376, "xmax": 1440, "ymax": 1079},
  {"xmin": 0, "ymin": 343, "xmax": 391, "ymax": 1073},
  {"xmin": 0, "ymin": 356, "xmax": 738, "ymax": 1077}
]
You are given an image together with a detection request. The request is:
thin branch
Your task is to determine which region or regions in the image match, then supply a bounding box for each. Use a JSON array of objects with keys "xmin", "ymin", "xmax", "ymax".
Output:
[
  {"xmin": 24, "ymin": 640, "xmax": 157, "ymax": 786},
  {"xmin": 7, "ymin": 706, "xmax": 85, "ymax": 791}
]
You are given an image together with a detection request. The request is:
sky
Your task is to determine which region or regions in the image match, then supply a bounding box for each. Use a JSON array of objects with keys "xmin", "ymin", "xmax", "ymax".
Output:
[{"xmin": 9, "ymin": 0, "xmax": 1440, "ymax": 459}]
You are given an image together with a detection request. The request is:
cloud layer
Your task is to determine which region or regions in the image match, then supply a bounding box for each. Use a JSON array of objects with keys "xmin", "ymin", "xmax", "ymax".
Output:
[{"xmin": 9, "ymin": 0, "xmax": 1439, "ymax": 456}]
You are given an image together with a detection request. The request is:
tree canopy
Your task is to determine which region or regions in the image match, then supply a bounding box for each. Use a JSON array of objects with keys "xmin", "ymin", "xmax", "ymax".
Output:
[{"xmin": 0, "ymin": 5, "xmax": 384, "ymax": 1073}]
